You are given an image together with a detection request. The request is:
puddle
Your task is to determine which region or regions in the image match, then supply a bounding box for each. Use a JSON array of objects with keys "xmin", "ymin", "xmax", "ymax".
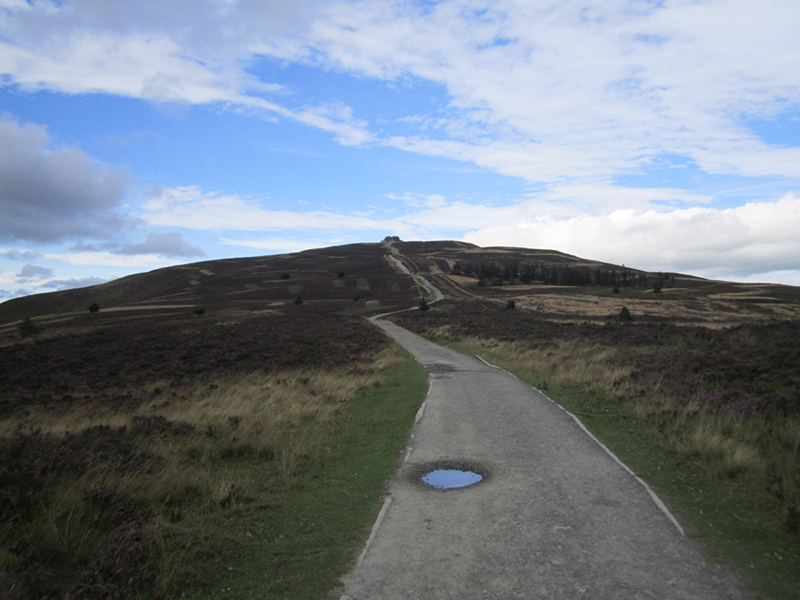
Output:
[{"xmin": 422, "ymin": 469, "xmax": 483, "ymax": 490}]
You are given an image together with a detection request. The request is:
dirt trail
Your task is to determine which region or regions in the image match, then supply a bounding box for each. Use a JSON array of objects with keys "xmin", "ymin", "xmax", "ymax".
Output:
[{"xmin": 340, "ymin": 317, "xmax": 748, "ymax": 600}]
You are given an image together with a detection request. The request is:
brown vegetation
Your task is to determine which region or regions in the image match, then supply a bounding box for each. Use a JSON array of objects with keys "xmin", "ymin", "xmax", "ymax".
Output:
[{"xmin": 0, "ymin": 309, "xmax": 394, "ymax": 599}]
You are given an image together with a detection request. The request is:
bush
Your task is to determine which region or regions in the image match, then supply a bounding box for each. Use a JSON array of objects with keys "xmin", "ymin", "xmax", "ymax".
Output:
[
  {"xmin": 619, "ymin": 306, "xmax": 632, "ymax": 321},
  {"xmin": 337, "ymin": 271, "xmax": 345, "ymax": 278},
  {"xmin": 506, "ymin": 300, "xmax": 516, "ymax": 310},
  {"xmin": 418, "ymin": 299, "xmax": 430, "ymax": 311},
  {"xmin": 194, "ymin": 307, "xmax": 206, "ymax": 316},
  {"xmin": 294, "ymin": 294, "xmax": 304, "ymax": 305},
  {"xmin": 280, "ymin": 273, "xmax": 291, "ymax": 280},
  {"xmin": 612, "ymin": 287, "xmax": 620, "ymax": 294},
  {"xmin": 89, "ymin": 303, "xmax": 100, "ymax": 313},
  {"xmin": 17, "ymin": 316, "xmax": 41, "ymax": 337}
]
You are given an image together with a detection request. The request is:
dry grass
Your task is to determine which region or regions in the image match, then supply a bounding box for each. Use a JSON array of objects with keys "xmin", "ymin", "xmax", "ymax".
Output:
[
  {"xmin": 454, "ymin": 335, "xmax": 800, "ymax": 508},
  {"xmin": 0, "ymin": 346, "xmax": 404, "ymax": 599}
]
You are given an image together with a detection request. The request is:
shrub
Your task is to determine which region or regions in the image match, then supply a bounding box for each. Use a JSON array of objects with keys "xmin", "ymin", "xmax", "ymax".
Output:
[
  {"xmin": 418, "ymin": 299, "xmax": 430, "ymax": 311},
  {"xmin": 294, "ymin": 294, "xmax": 304, "ymax": 305},
  {"xmin": 280, "ymin": 273, "xmax": 291, "ymax": 280},
  {"xmin": 89, "ymin": 303, "xmax": 100, "ymax": 313},
  {"xmin": 337, "ymin": 271, "xmax": 345, "ymax": 278},
  {"xmin": 612, "ymin": 287, "xmax": 620, "ymax": 294},
  {"xmin": 194, "ymin": 307, "xmax": 206, "ymax": 316},
  {"xmin": 17, "ymin": 316, "xmax": 41, "ymax": 337},
  {"xmin": 506, "ymin": 300, "xmax": 516, "ymax": 310},
  {"xmin": 619, "ymin": 306, "xmax": 632, "ymax": 321}
]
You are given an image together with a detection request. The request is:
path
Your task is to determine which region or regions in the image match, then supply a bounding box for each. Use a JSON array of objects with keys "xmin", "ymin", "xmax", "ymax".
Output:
[{"xmin": 340, "ymin": 317, "xmax": 748, "ymax": 600}]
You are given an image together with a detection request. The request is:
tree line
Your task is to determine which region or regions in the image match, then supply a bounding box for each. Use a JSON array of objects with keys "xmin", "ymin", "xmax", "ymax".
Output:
[{"xmin": 451, "ymin": 260, "xmax": 672, "ymax": 289}]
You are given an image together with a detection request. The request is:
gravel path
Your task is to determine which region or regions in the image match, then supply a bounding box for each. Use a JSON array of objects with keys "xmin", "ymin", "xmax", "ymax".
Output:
[{"xmin": 340, "ymin": 316, "xmax": 749, "ymax": 600}]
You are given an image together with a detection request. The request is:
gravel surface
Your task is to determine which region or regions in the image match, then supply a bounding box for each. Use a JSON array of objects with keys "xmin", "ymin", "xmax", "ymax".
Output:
[{"xmin": 340, "ymin": 317, "xmax": 749, "ymax": 600}]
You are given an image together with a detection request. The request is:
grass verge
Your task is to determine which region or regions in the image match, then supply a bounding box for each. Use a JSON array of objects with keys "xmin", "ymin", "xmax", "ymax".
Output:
[{"xmin": 185, "ymin": 348, "xmax": 428, "ymax": 600}]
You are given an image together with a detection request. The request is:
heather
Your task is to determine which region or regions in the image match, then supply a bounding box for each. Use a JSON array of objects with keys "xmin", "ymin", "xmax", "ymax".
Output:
[{"xmin": 0, "ymin": 311, "xmax": 428, "ymax": 600}]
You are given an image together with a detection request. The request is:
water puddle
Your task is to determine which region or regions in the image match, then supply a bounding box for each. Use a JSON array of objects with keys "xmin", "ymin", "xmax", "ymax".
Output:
[{"xmin": 421, "ymin": 469, "xmax": 483, "ymax": 490}]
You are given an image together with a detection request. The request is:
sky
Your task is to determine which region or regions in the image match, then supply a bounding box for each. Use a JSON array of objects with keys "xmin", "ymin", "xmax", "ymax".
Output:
[{"xmin": 1, "ymin": 0, "xmax": 800, "ymax": 301}]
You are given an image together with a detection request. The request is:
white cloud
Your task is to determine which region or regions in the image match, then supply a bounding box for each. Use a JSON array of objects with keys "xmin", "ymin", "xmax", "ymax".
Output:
[
  {"xmin": 4, "ymin": 1, "xmax": 799, "ymax": 185},
  {"xmin": 43, "ymin": 251, "xmax": 178, "ymax": 268},
  {"xmin": 462, "ymin": 193, "xmax": 800, "ymax": 281},
  {"xmin": 142, "ymin": 186, "xmax": 397, "ymax": 232},
  {"xmin": 302, "ymin": 0, "xmax": 800, "ymax": 181}
]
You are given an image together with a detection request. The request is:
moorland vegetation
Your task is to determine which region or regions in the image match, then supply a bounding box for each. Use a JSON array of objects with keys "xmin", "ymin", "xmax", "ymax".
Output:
[{"xmin": 0, "ymin": 305, "xmax": 427, "ymax": 599}]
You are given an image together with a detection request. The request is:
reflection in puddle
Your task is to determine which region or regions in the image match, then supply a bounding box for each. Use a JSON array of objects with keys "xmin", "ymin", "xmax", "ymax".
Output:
[{"xmin": 422, "ymin": 469, "xmax": 483, "ymax": 490}]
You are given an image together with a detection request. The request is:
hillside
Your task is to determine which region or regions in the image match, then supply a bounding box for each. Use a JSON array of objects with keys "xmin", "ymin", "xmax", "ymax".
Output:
[{"xmin": 3, "ymin": 239, "xmax": 799, "ymax": 340}]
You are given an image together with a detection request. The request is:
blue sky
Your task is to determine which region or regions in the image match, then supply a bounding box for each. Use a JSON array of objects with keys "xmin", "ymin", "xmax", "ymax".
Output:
[{"xmin": 1, "ymin": 0, "xmax": 800, "ymax": 300}]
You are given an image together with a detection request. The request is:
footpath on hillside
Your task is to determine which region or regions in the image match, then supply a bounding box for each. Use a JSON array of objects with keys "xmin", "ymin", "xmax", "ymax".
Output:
[{"xmin": 340, "ymin": 316, "xmax": 749, "ymax": 600}]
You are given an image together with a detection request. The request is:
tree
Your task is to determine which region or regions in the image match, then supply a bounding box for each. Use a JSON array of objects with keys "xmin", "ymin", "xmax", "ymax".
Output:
[
  {"xmin": 294, "ymin": 294, "xmax": 304, "ymax": 305},
  {"xmin": 418, "ymin": 298, "xmax": 430, "ymax": 311},
  {"xmin": 619, "ymin": 306, "xmax": 632, "ymax": 321},
  {"xmin": 88, "ymin": 303, "xmax": 100, "ymax": 313},
  {"xmin": 506, "ymin": 299, "xmax": 516, "ymax": 310},
  {"xmin": 18, "ymin": 316, "xmax": 41, "ymax": 337}
]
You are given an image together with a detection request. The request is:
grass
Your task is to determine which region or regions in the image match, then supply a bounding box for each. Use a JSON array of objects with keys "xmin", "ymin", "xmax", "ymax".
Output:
[
  {"xmin": 185, "ymin": 348, "xmax": 429, "ymax": 600},
  {"xmin": 390, "ymin": 304, "xmax": 800, "ymax": 600},
  {"xmin": 1, "ymin": 334, "xmax": 428, "ymax": 599}
]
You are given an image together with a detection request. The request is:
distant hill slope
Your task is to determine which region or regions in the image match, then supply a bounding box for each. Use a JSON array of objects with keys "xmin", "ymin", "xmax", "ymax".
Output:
[
  {"xmin": 2, "ymin": 240, "xmax": 799, "ymax": 334},
  {"xmin": 0, "ymin": 243, "xmax": 419, "ymax": 323},
  {"xmin": 395, "ymin": 240, "xmax": 800, "ymax": 324}
]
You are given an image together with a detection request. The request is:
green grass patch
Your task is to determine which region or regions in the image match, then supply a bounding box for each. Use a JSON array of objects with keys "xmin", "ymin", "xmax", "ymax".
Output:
[{"xmin": 187, "ymin": 349, "xmax": 428, "ymax": 600}]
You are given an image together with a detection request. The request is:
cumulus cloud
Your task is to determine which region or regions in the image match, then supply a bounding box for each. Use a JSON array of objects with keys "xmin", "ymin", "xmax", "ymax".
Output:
[
  {"xmin": 118, "ymin": 232, "xmax": 206, "ymax": 258},
  {"xmin": 462, "ymin": 193, "xmax": 800, "ymax": 280},
  {"xmin": 0, "ymin": 118, "xmax": 132, "ymax": 243},
  {"xmin": 17, "ymin": 264, "xmax": 54, "ymax": 281}
]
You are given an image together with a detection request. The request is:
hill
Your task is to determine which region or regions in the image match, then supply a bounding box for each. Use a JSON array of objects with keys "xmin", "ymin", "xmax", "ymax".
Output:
[{"xmin": 2, "ymin": 239, "xmax": 799, "ymax": 339}]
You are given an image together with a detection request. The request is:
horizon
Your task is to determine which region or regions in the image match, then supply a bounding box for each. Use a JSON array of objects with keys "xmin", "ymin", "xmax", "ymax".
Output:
[{"xmin": 2, "ymin": 0, "xmax": 799, "ymax": 299}]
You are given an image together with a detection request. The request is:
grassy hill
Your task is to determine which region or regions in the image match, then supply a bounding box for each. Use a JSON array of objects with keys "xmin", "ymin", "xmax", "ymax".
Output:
[{"xmin": 3, "ymin": 238, "xmax": 798, "ymax": 336}]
